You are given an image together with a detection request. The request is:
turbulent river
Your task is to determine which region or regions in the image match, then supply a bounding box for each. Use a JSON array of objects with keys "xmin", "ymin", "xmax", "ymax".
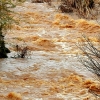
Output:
[{"xmin": 0, "ymin": 1, "xmax": 100, "ymax": 100}]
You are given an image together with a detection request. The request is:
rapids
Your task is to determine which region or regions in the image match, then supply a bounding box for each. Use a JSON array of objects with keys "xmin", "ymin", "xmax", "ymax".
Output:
[{"xmin": 0, "ymin": 1, "xmax": 100, "ymax": 100}]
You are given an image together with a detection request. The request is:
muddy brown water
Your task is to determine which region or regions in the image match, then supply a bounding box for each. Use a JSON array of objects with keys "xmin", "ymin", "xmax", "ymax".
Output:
[{"xmin": 0, "ymin": 1, "xmax": 100, "ymax": 100}]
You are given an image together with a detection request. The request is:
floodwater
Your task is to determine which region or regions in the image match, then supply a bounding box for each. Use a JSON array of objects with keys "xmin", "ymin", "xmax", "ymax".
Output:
[{"xmin": 0, "ymin": 1, "xmax": 100, "ymax": 100}]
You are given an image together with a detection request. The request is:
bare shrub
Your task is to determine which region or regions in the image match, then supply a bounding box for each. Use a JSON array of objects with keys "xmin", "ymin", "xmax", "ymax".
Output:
[
  {"xmin": 77, "ymin": 35, "xmax": 100, "ymax": 77},
  {"xmin": 12, "ymin": 45, "xmax": 28, "ymax": 58}
]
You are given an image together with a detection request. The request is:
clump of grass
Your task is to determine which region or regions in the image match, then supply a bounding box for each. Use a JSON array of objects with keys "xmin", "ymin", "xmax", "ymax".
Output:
[
  {"xmin": 58, "ymin": 4, "xmax": 73, "ymax": 13},
  {"xmin": 59, "ymin": 0, "xmax": 95, "ymax": 18}
]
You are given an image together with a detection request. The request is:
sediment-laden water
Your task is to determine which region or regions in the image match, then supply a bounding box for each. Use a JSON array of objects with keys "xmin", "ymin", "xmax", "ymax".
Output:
[{"xmin": 0, "ymin": 1, "xmax": 100, "ymax": 100}]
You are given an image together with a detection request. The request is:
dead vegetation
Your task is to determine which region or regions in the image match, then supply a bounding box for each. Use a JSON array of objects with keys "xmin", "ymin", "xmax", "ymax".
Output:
[
  {"xmin": 77, "ymin": 35, "xmax": 100, "ymax": 77},
  {"xmin": 58, "ymin": 4, "xmax": 73, "ymax": 13},
  {"xmin": 11, "ymin": 45, "xmax": 28, "ymax": 58},
  {"xmin": 77, "ymin": 34, "xmax": 100, "ymax": 98},
  {"xmin": 31, "ymin": 0, "xmax": 51, "ymax": 5},
  {"xmin": 31, "ymin": 0, "xmax": 43, "ymax": 3},
  {"xmin": 59, "ymin": 0, "xmax": 95, "ymax": 18}
]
